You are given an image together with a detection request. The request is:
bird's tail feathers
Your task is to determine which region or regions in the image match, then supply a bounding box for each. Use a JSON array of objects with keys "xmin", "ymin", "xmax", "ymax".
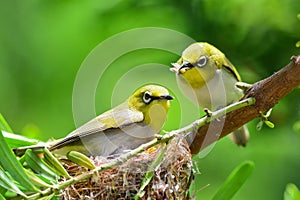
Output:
[{"xmin": 229, "ymin": 125, "xmax": 250, "ymax": 147}]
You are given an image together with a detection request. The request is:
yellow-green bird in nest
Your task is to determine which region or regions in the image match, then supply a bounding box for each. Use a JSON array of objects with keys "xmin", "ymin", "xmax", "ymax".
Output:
[
  {"xmin": 170, "ymin": 42, "xmax": 249, "ymax": 146},
  {"xmin": 14, "ymin": 85, "xmax": 174, "ymax": 157}
]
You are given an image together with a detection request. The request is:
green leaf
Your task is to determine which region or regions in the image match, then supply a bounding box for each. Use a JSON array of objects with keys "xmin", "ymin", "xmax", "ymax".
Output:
[
  {"xmin": 24, "ymin": 169, "xmax": 53, "ymax": 188},
  {"xmin": 0, "ymin": 169, "xmax": 27, "ymax": 197},
  {"xmin": 293, "ymin": 121, "xmax": 300, "ymax": 133},
  {"xmin": 38, "ymin": 193, "xmax": 55, "ymax": 200},
  {"xmin": 2, "ymin": 130, "xmax": 40, "ymax": 148},
  {"xmin": 264, "ymin": 120, "xmax": 275, "ymax": 128},
  {"xmin": 212, "ymin": 161, "xmax": 255, "ymax": 200},
  {"xmin": 284, "ymin": 183, "xmax": 300, "ymax": 200},
  {"xmin": 264, "ymin": 108, "xmax": 273, "ymax": 118},
  {"xmin": 0, "ymin": 114, "xmax": 13, "ymax": 133},
  {"xmin": 0, "ymin": 130, "xmax": 38, "ymax": 192},
  {"xmin": 44, "ymin": 148, "xmax": 71, "ymax": 178},
  {"xmin": 33, "ymin": 173, "xmax": 54, "ymax": 185},
  {"xmin": 24, "ymin": 149, "xmax": 58, "ymax": 181},
  {"xmin": 67, "ymin": 151, "xmax": 96, "ymax": 170},
  {"xmin": 0, "ymin": 193, "xmax": 5, "ymax": 200},
  {"xmin": 0, "ymin": 181, "xmax": 6, "ymax": 195},
  {"xmin": 256, "ymin": 121, "xmax": 264, "ymax": 131}
]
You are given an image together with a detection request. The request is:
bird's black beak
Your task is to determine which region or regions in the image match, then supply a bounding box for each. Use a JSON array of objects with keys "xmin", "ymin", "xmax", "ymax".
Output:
[
  {"xmin": 159, "ymin": 95, "xmax": 174, "ymax": 100},
  {"xmin": 178, "ymin": 61, "xmax": 194, "ymax": 74}
]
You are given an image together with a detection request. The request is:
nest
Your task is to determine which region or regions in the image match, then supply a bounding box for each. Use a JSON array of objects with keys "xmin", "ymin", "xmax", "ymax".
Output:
[{"xmin": 62, "ymin": 136, "xmax": 194, "ymax": 200}]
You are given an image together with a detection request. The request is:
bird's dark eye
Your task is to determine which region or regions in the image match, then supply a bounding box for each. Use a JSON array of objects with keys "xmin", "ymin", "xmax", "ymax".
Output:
[
  {"xmin": 143, "ymin": 91, "xmax": 152, "ymax": 104},
  {"xmin": 196, "ymin": 56, "xmax": 208, "ymax": 68}
]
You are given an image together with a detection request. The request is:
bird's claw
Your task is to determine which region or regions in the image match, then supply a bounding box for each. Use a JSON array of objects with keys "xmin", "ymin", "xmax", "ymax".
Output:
[
  {"xmin": 154, "ymin": 134, "xmax": 163, "ymax": 140},
  {"xmin": 203, "ymin": 108, "xmax": 213, "ymax": 117},
  {"xmin": 236, "ymin": 82, "xmax": 252, "ymax": 91}
]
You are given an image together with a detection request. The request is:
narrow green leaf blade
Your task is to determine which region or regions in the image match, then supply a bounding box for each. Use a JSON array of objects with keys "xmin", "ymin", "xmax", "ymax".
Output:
[
  {"xmin": 0, "ymin": 169, "xmax": 26, "ymax": 197},
  {"xmin": 44, "ymin": 148, "xmax": 70, "ymax": 178},
  {"xmin": 0, "ymin": 187, "xmax": 6, "ymax": 195},
  {"xmin": 24, "ymin": 149, "xmax": 58, "ymax": 181},
  {"xmin": 24, "ymin": 169, "xmax": 53, "ymax": 188},
  {"xmin": 38, "ymin": 193, "xmax": 55, "ymax": 200},
  {"xmin": 0, "ymin": 193, "xmax": 5, "ymax": 200},
  {"xmin": 2, "ymin": 131, "xmax": 40, "ymax": 148},
  {"xmin": 212, "ymin": 161, "xmax": 255, "ymax": 200},
  {"xmin": 0, "ymin": 114, "xmax": 13, "ymax": 133},
  {"xmin": 0, "ymin": 130, "xmax": 38, "ymax": 192}
]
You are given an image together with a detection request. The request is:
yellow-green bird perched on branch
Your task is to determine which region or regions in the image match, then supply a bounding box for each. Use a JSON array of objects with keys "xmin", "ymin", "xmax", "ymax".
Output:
[
  {"xmin": 170, "ymin": 42, "xmax": 249, "ymax": 146},
  {"xmin": 14, "ymin": 85, "xmax": 174, "ymax": 157}
]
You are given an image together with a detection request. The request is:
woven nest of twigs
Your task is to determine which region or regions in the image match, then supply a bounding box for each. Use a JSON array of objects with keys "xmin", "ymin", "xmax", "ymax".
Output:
[{"xmin": 61, "ymin": 136, "xmax": 194, "ymax": 200}]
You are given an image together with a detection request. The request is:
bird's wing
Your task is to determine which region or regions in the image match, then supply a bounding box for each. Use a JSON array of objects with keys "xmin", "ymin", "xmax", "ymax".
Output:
[
  {"xmin": 223, "ymin": 57, "xmax": 241, "ymax": 81},
  {"xmin": 49, "ymin": 102, "xmax": 144, "ymax": 150}
]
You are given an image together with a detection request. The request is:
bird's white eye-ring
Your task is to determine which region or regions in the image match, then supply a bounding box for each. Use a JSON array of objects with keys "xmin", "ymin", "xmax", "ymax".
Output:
[
  {"xmin": 143, "ymin": 91, "xmax": 152, "ymax": 104},
  {"xmin": 196, "ymin": 55, "xmax": 208, "ymax": 68}
]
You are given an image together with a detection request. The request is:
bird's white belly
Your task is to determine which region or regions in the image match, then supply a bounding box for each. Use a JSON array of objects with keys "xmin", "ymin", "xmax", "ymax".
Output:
[{"xmin": 177, "ymin": 69, "xmax": 244, "ymax": 110}]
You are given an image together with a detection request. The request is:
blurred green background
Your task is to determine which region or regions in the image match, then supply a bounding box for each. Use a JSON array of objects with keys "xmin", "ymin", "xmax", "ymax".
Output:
[{"xmin": 1, "ymin": 0, "xmax": 300, "ymax": 199}]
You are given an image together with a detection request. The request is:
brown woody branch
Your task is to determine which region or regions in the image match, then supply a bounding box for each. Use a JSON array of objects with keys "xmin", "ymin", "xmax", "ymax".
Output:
[{"xmin": 189, "ymin": 55, "xmax": 300, "ymax": 154}]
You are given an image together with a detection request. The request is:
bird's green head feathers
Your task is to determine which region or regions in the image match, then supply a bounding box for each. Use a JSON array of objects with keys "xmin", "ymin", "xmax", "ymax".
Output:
[
  {"xmin": 128, "ymin": 85, "xmax": 173, "ymax": 126},
  {"xmin": 170, "ymin": 42, "xmax": 241, "ymax": 88}
]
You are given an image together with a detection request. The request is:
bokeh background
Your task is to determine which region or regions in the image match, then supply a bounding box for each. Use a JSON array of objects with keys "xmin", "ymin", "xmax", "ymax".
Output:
[{"xmin": 1, "ymin": 0, "xmax": 300, "ymax": 199}]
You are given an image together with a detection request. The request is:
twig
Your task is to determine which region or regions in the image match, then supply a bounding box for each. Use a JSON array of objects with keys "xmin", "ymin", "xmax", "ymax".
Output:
[{"xmin": 171, "ymin": 97, "xmax": 255, "ymax": 136}]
